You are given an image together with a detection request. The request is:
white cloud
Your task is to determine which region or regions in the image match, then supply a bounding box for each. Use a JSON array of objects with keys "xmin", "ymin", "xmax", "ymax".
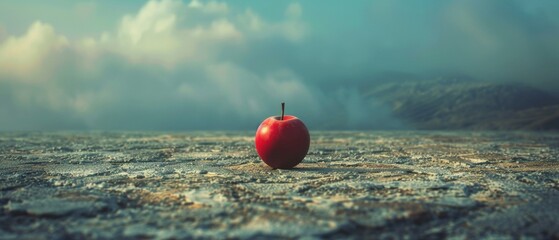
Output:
[
  {"xmin": 113, "ymin": 0, "xmax": 184, "ymax": 67},
  {"xmin": 5, "ymin": 0, "xmax": 557, "ymax": 131},
  {"xmin": 101, "ymin": 0, "xmax": 244, "ymax": 68},
  {"xmin": 282, "ymin": 3, "xmax": 306, "ymax": 42},
  {"xmin": 237, "ymin": 3, "xmax": 306, "ymax": 42},
  {"xmin": 201, "ymin": 63, "xmax": 321, "ymax": 119},
  {"xmin": 0, "ymin": 21, "xmax": 69, "ymax": 81},
  {"xmin": 286, "ymin": 2, "xmax": 303, "ymax": 19},
  {"xmin": 118, "ymin": 0, "xmax": 180, "ymax": 44},
  {"xmin": 0, "ymin": 0, "xmax": 317, "ymax": 130},
  {"xmin": 238, "ymin": 9, "xmax": 264, "ymax": 32},
  {"xmin": 188, "ymin": 0, "xmax": 228, "ymax": 14}
]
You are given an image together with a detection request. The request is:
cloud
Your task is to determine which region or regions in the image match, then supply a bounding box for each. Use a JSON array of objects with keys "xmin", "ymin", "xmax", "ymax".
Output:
[
  {"xmin": 101, "ymin": 0, "xmax": 242, "ymax": 68},
  {"xmin": 236, "ymin": 3, "xmax": 305, "ymax": 43},
  {"xmin": 0, "ymin": 21, "xmax": 69, "ymax": 81},
  {"xmin": 3, "ymin": 0, "xmax": 558, "ymax": 131},
  {"xmin": 0, "ymin": 0, "xmax": 327, "ymax": 130},
  {"xmin": 437, "ymin": 0, "xmax": 559, "ymax": 86},
  {"xmin": 188, "ymin": 0, "xmax": 228, "ymax": 14},
  {"xmin": 360, "ymin": 0, "xmax": 559, "ymax": 89}
]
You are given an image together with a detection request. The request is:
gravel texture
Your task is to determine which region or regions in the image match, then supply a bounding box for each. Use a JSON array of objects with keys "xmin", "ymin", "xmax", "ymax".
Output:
[{"xmin": 1, "ymin": 131, "xmax": 558, "ymax": 239}]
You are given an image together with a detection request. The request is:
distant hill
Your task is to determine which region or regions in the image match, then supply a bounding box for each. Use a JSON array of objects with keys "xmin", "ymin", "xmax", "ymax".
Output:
[{"xmin": 360, "ymin": 79, "xmax": 559, "ymax": 130}]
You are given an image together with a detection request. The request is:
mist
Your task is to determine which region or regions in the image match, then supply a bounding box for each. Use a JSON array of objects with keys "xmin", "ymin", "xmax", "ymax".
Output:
[{"xmin": 1, "ymin": 0, "xmax": 558, "ymax": 131}]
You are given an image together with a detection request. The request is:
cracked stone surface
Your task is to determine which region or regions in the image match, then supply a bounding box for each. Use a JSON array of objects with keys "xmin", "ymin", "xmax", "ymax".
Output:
[{"xmin": 1, "ymin": 131, "xmax": 558, "ymax": 239}]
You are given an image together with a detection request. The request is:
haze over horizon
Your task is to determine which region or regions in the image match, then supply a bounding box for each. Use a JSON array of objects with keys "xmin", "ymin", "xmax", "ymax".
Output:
[{"xmin": 1, "ymin": 0, "xmax": 559, "ymax": 131}]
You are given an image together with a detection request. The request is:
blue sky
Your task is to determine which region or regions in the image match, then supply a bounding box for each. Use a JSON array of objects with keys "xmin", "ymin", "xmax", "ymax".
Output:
[{"xmin": 1, "ymin": 0, "xmax": 559, "ymax": 130}]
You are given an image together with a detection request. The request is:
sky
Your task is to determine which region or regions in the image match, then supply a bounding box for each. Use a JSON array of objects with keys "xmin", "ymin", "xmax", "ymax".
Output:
[{"xmin": 1, "ymin": 0, "xmax": 559, "ymax": 131}]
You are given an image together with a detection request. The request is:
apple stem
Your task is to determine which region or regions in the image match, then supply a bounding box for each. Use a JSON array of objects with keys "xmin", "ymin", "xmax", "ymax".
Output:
[{"xmin": 281, "ymin": 102, "xmax": 285, "ymax": 120}]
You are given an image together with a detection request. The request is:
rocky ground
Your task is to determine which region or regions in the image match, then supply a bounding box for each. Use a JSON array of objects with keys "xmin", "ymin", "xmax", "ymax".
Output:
[{"xmin": 1, "ymin": 131, "xmax": 558, "ymax": 239}]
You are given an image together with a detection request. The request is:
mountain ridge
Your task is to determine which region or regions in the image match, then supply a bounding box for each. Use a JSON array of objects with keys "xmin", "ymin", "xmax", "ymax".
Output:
[{"xmin": 359, "ymin": 79, "xmax": 559, "ymax": 130}]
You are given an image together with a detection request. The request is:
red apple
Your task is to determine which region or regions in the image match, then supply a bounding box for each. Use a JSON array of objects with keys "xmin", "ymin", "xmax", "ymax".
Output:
[{"xmin": 255, "ymin": 102, "xmax": 310, "ymax": 169}]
